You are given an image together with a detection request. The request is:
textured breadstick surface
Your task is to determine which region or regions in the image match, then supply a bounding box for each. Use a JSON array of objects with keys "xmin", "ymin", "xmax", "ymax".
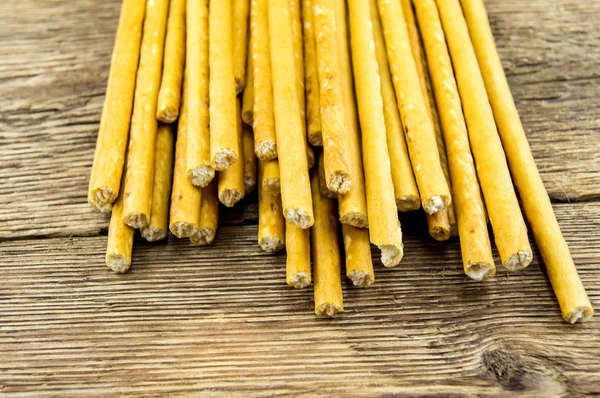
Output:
[
  {"xmin": 218, "ymin": 100, "xmax": 246, "ymax": 208},
  {"xmin": 262, "ymin": 158, "xmax": 281, "ymax": 194},
  {"xmin": 258, "ymin": 160, "xmax": 286, "ymax": 253},
  {"xmin": 191, "ymin": 180, "xmax": 219, "ymax": 245},
  {"xmin": 242, "ymin": 53, "xmax": 255, "ymax": 126},
  {"xmin": 286, "ymin": 221, "xmax": 312, "ymax": 288},
  {"xmin": 232, "ymin": 0, "xmax": 250, "ymax": 93},
  {"xmin": 342, "ymin": 224, "xmax": 374, "ymax": 288},
  {"xmin": 106, "ymin": 185, "xmax": 134, "ymax": 273},
  {"xmin": 88, "ymin": 0, "xmax": 146, "ymax": 212},
  {"xmin": 242, "ymin": 126, "xmax": 257, "ymax": 194},
  {"xmin": 302, "ymin": 0, "xmax": 323, "ymax": 146}
]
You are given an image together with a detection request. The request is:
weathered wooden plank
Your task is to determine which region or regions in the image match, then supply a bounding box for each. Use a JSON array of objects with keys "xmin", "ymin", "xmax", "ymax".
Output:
[
  {"xmin": 0, "ymin": 202, "xmax": 599, "ymax": 396},
  {"xmin": 1, "ymin": 0, "xmax": 599, "ymax": 240}
]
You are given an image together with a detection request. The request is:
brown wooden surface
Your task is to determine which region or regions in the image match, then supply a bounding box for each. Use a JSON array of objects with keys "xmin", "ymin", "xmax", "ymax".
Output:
[{"xmin": 0, "ymin": 0, "xmax": 599, "ymax": 395}]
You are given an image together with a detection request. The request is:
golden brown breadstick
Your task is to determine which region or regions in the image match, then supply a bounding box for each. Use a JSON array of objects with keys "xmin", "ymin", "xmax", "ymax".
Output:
[
  {"xmin": 262, "ymin": 159, "xmax": 281, "ymax": 193},
  {"xmin": 302, "ymin": 0, "xmax": 323, "ymax": 146},
  {"xmin": 209, "ymin": 0, "xmax": 239, "ymax": 170},
  {"xmin": 462, "ymin": 0, "xmax": 592, "ymax": 318},
  {"xmin": 286, "ymin": 221, "xmax": 312, "ymax": 288},
  {"xmin": 258, "ymin": 160, "xmax": 286, "ymax": 252},
  {"xmin": 242, "ymin": 125, "xmax": 257, "ymax": 194},
  {"xmin": 156, "ymin": 0, "xmax": 186, "ymax": 123},
  {"xmin": 313, "ymin": 0, "xmax": 352, "ymax": 194},
  {"xmin": 342, "ymin": 224, "xmax": 374, "ymax": 288},
  {"xmin": 311, "ymin": 170, "xmax": 343, "ymax": 317},
  {"xmin": 377, "ymin": 0, "xmax": 450, "ymax": 215},
  {"xmin": 88, "ymin": 0, "xmax": 146, "ymax": 213},
  {"xmin": 190, "ymin": 180, "xmax": 219, "ymax": 245},
  {"xmin": 268, "ymin": 0, "xmax": 314, "ymax": 229},
  {"xmin": 318, "ymin": 151, "xmax": 336, "ymax": 199},
  {"xmin": 250, "ymin": 0, "xmax": 278, "ymax": 160},
  {"xmin": 233, "ymin": 0, "xmax": 250, "ymax": 93},
  {"xmin": 436, "ymin": 0, "xmax": 532, "ymax": 271},
  {"xmin": 186, "ymin": 0, "xmax": 214, "ymax": 187},
  {"xmin": 241, "ymin": 53, "xmax": 255, "ymax": 126},
  {"xmin": 335, "ymin": 0, "xmax": 368, "ymax": 228},
  {"xmin": 369, "ymin": 0, "xmax": 420, "ymax": 212},
  {"xmin": 218, "ymin": 100, "xmax": 246, "ymax": 207},
  {"xmin": 141, "ymin": 123, "xmax": 175, "ymax": 242},
  {"xmin": 106, "ymin": 170, "xmax": 134, "ymax": 273},
  {"xmin": 349, "ymin": 0, "xmax": 403, "ymax": 267},
  {"xmin": 122, "ymin": 0, "xmax": 169, "ymax": 229}
]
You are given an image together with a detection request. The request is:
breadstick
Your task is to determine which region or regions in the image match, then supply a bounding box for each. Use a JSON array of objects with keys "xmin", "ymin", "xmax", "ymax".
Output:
[
  {"xmin": 313, "ymin": 0, "xmax": 352, "ymax": 194},
  {"xmin": 122, "ymin": 0, "xmax": 169, "ymax": 229},
  {"xmin": 348, "ymin": 0, "xmax": 403, "ymax": 267},
  {"xmin": 311, "ymin": 171, "xmax": 343, "ymax": 317},
  {"xmin": 436, "ymin": 0, "xmax": 532, "ymax": 271},
  {"xmin": 186, "ymin": 0, "xmax": 214, "ymax": 187},
  {"xmin": 156, "ymin": 0, "xmax": 186, "ymax": 123},
  {"xmin": 302, "ymin": 0, "xmax": 323, "ymax": 146},
  {"xmin": 268, "ymin": 0, "xmax": 314, "ymax": 229},
  {"xmin": 242, "ymin": 126, "xmax": 257, "ymax": 194},
  {"xmin": 369, "ymin": 0, "xmax": 420, "ymax": 212},
  {"xmin": 377, "ymin": 0, "xmax": 450, "ymax": 214},
  {"xmin": 241, "ymin": 53, "xmax": 255, "ymax": 126},
  {"xmin": 262, "ymin": 159, "xmax": 281, "ymax": 193},
  {"xmin": 209, "ymin": 0, "xmax": 239, "ymax": 170},
  {"xmin": 318, "ymin": 151, "xmax": 336, "ymax": 199},
  {"xmin": 462, "ymin": 0, "xmax": 592, "ymax": 318},
  {"xmin": 286, "ymin": 222, "xmax": 312, "ymax": 288},
  {"xmin": 88, "ymin": 0, "xmax": 145, "ymax": 212},
  {"xmin": 106, "ymin": 169, "xmax": 134, "ymax": 273},
  {"xmin": 141, "ymin": 123, "xmax": 175, "ymax": 242},
  {"xmin": 335, "ymin": 0, "xmax": 368, "ymax": 228},
  {"xmin": 250, "ymin": 0, "xmax": 277, "ymax": 160},
  {"xmin": 190, "ymin": 180, "xmax": 219, "ymax": 245},
  {"xmin": 233, "ymin": 0, "xmax": 250, "ymax": 93},
  {"xmin": 258, "ymin": 160, "xmax": 286, "ymax": 252},
  {"xmin": 218, "ymin": 100, "xmax": 246, "ymax": 207},
  {"xmin": 342, "ymin": 224, "xmax": 374, "ymax": 288},
  {"xmin": 169, "ymin": 77, "xmax": 201, "ymax": 238}
]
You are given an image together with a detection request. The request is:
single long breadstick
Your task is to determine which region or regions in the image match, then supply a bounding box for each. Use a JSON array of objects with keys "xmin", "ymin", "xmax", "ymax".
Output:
[
  {"xmin": 209, "ymin": 0, "xmax": 239, "ymax": 171},
  {"xmin": 242, "ymin": 126, "xmax": 257, "ymax": 194},
  {"xmin": 233, "ymin": 0, "xmax": 250, "ymax": 93},
  {"xmin": 462, "ymin": 0, "xmax": 592, "ymax": 319},
  {"xmin": 250, "ymin": 0, "xmax": 277, "ymax": 160},
  {"xmin": 377, "ymin": 0, "xmax": 450, "ymax": 215},
  {"xmin": 349, "ymin": 0, "xmax": 403, "ymax": 267},
  {"xmin": 369, "ymin": 0, "xmax": 420, "ymax": 212},
  {"xmin": 88, "ymin": 0, "xmax": 145, "ymax": 212},
  {"xmin": 106, "ymin": 172, "xmax": 134, "ymax": 273},
  {"xmin": 302, "ymin": 0, "xmax": 323, "ymax": 146},
  {"xmin": 335, "ymin": 0, "xmax": 368, "ymax": 229},
  {"xmin": 122, "ymin": 0, "xmax": 170, "ymax": 229},
  {"xmin": 241, "ymin": 53, "xmax": 255, "ymax": 126},
  {"xmin": 258, "ymin": 160, "xmax": 286, "ymax": 252},
  {"xmin": 286, "ymin": 222, "xmax": 312, "ymax": 288},
  {"xmin": 318, "ymin": 151, "xmax": 336, "ymax": 199},
  {"xmin": 191, "ymin": 180, "xmax": 219, "ymax": 245},
  {"xmin": 169, "ymin": 77, "xmax": 201, "ymax": 238},
  {"xmin": 436, "ymin": 0, "xmax": 532, "ymax": 271},
  {"xmin": 313, "ymin": 0, "xmax": 352, "ymax": 194},
  {"xmin": 141, "ymin": 123, "xmax": 175, "ymax": 242},
  {"xmin": 186, "ymin": 0, "xmax": 214, "ymax": 187},
  {"xmin": 311, "ymin": 171, "xmax": 343, "ymax": 317},
  {"xmin": 342, "ymin": 224, "xmax": 374, "ymax": 288},
  {"xmin": 262, "ymin": 159, "xmax": 281, "ymax": 194},
  {"xmin": 218, "ymin": 100, "xmax": 245, "ymax": 207},
  {"xmin": 157, "ymin": 0, "xmax": 186, "ymax": 123},
  {"xmin": 268, "ymin": 0, "xmax": 314, "ymax": 229}
]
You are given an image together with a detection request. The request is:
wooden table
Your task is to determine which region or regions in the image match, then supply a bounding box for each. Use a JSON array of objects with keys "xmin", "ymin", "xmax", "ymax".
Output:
[{"xmin": 1, "ymin": 0, "xmax": 599, "ymax": 395}]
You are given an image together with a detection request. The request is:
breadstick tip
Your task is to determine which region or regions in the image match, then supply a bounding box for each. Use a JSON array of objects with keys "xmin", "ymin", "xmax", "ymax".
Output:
[
  {"xmin": 429, "ymin": 225, "xmax": 451, "ymax": 242},
  {"xmin": 106, "ymin": 254, "xmax": 131, "ymax": 274},
  {"xmin": 212, "ymin": 149, "xmax": 238, "ymax": 171},
  {"xmin": 423, "ymin": 195, "xmax": 449, "ymax": 215},
  {"xmin": 327, "ymin": 171, "xmax": 352, "ymax": 194},
  {"xmin": 123, "ymin": 212, "xmax": 149, "ymax": 229},
  {"xmin": 157, "ymin": 105, "xmax": 178, "ymax": 124},
  {"xmin": 288, "ymin": 271, "xmax": 310, "ymax": 288},
  {"xmin": 396, "ymin": 195, "xmax": 421, "ymax": 212},
  {"xmin": 348, "ymin": 270, "xmax": 374, "ymax": 288},
  {"xmin": 285, "ymin": 208, "xmax": 314, "ymax": 229},
  {"xmin": 140, "ymin": 226, "xmax": 167, "ymax": 242},
  {"xmin": 219, "ymin": 189, "xmax": 243, "ymax": 207},
  {"xmin": 340, "ymin": 212, "xmax": 368, "ymax": 229},
  {"xmin": 190, "ymin": 228, "xmax": 216, "ymax": 245},
  {"xmin": 259, "ymin": 236, "xmax": 285, "ymax": 253},
  {"xmin": 89, "ymin": 187, "xmax": 116, "ymax": 212},
  {"xmin": 255, "ymin": 140, "xmax": 277, "ymax": 160},
  {"xmin": 379, "ymin": 244, "xmax": 404, "ymax": 268},
  {"xmin": 465, "ymin": 262, "xmax": 496, "ymax": 281},
  {"xmin": 564, "ymin": 307, "xmax": 594, "ymax": 324},
  {"xmin": 503, "ymin": 250, "xmax": 533, "ymax": 271},
  {"xmin": 188, "ymin": 166, "xmax": 215, "ymax": 187},
  {"xmin": 315, "ymin": 302, "xmax": 343, "ymax": 317},
  {"xmin": 169, "ymin": 221, "xmax": 198, "ymax": 238}
]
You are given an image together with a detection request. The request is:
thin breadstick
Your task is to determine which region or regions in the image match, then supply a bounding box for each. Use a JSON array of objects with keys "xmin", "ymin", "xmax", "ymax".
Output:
[
  {"xmin": 262, "ymin": 159, "xmax": 281, "ymax": 194},
  {"xmin": 318, "ymin": 151, "xmax": 336, "ymax": 199},
  {"xmin": 342, "ymin": 224, "xmax": 374, "ymax": 288},
  {"xmin": 241, "ymin": 53, "xmax": 255, "ymax": 126},
  {"xmin": 242, "ymin": 126, "xmax": 257, "ymax": 194},
  {"xmin": 106, "ymin": 170, "xmax": 134, "ymax": 273},
  {"xmin": 286, "ymin": 221, "xmax": 312, "ymax": 288},
  {"xmin": 122, "ymin": 0, "xmax": 170, "ymax": 229},
  {"xmin": 436, "ymin": 0, "xmax": 532, "ymax": 271},
  {"xmin": 349, "ymin": 0, "xmax": 403, "ymax": 267},
  {"xmin": 186, "ymin": 0, "xmax": 214, "ymax": 187},
  {"xmin": 88, "ymin": 0, "xmax": 146, "ymax": 213},
  {"xmin": 218, "ymin": 100, "xmax": 246, "ymax": 207},
  {"xmin": 462, "ymin": 0, "xmax": 592, "ymax": 318},
  {"xmin": 377, "ymin": 0, "xmax": 450, "ymax": 215},
  {"xmin": 141, "ymin": 123, "xmax": 175, "ymax": 242},
  {"xmin": 191, "ymin": 180, "xmax": 219, "ymax": 245},
  {"xmin": 169, "ymin": 77, "xmax": 201, "ymax": 238},
  {"xmin": 233, "ymin": 0, "xmax": 250, "ymax": 93},
  {"xmin": 335, "ymin": 0, "xmax": 368, "ymax": 228},
  {"xmin": 258, "ymin": 160, "xmax": 286, "ymax": 252},
  {"xmin": 268, "ymin": 0, "xmax": 314, "ymax": 229},
  {"xmin": 302, "ymin": 0, "xmax": 323, "ymax": 146},
  {"xmin": 250, "ymin": 0, "xmax": 277, "ymax": 160},
  {"xmin": 313, "ymin": 0, "xmax": 353, "ymax": 194},
  {"xmin": 311, "ymin": 170, "xmax": 343, "ymax": 317},
  {"xmin": 156, "ymin": 0, "xmax": 186, "ymax": 123},
  {"xmin": 209, "ymin": 0, "xmax": 239, "ymax": 170},
  {"xmin": 369, "ymin": 0, "xmax": 420, "ymax": 212}
]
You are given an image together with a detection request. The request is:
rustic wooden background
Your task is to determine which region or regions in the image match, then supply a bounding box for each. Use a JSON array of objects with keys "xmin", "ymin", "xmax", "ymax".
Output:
[{"xmin": 1, "ymin": 0, "xmax": 599, "ymax": 395}]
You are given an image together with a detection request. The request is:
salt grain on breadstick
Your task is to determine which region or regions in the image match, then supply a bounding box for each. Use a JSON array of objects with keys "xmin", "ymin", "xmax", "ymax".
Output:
[
  {"xmin": 191, "ymin": 180, "xmax": 219, "ymax": 245},
  {"xmin": 258, "ymin": 160, "xmax": 286, "ymax": 252},
  {"xmin": 242, "ymin": 126, "xmax": 257, "ymax": 194},
  {"xmin": 286, "ymin": 222, "xmax": 312, "ymax": 288},
  {"xmin": 218, "ymin": 99, "xmax": 246, "ymax": 207},
  {"xmin": 233, "ymin": 0, "xmax": 250, "ymax": 93},
  {"xmin": 302, "ymin": 0, "xmax": 323, "ymax": 146},
  {"xmin": 241, "ymin": 53, "xmax": 255, "ymax": 126},
  {"xmin": 342, "ymin": 224, "xmax": 374, "ymax": 288}
]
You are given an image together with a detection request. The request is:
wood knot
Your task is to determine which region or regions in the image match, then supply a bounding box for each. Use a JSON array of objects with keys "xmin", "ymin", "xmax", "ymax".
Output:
[{"xmin": 483, "ymin": 348, "xmax": 522, "ymax": 386}]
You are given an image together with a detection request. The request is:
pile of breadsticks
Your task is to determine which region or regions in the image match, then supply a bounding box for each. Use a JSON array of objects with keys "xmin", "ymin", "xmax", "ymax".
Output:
[{"xmin": 88, "ymin": 0, "xmax": 593, "ymax": 323}]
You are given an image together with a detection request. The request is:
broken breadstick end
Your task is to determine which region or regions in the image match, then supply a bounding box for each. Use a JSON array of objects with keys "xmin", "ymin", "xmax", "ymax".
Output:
[
  {"xmin": 430, "ymin": 224, "xmax": 451, "ymax": 242},
  {"xmin": 256, "ymin": 140, "xmax": 277, "ymax": 160},
  {"xmin": 396, "ymin": 195, "xmax": 421, "ymax": 212},
  {"xmin": 140, "ymin": 226, "xmax": 167, "ymax": 242},
  {"xmin": 379, "ymin": 244, "xmax": 404, "ymax": 268},
  {"xmin": 565, "ymin": 306, "xmax": 594, "ymax": 324},
  {"xmin": 340, "ymin": 212, "xmax": 368, "ymax": 229},
  {"xmin": 169, "ymin": 221, "xmax": 198, "ymax": 238},
  {"xmin": 327, "ymin": 171, "xmax": 352, "ymax": 194},
  {"xmin": 90, "ymin": 187, "xmax": 116, "ymax": 212},
  {"xmin": 124, "ymin": 212, "xmax": 149, "ymax": 229},
  {"xmin": 503, "ymin": 250, "xmax": 533, "ymax": 271},
  {"xmin": 212, "ymin": 149, "xmax": 238, "ymax": 171},
  {"xmin": 158, "ymin": 107, "xmax": 178, "ymax": 124},
  {"xmin": 465, "ymin": 262, "xmax": 496, "ymax": 281},
  {"xmin": 348, "ymin": 270, "xmax": 374, "ymax": 288},
  {"xmin": 188, "ymin": 166, "xmax": 215, "ymax": 188},
  {"xmin": 285, "ymin": 208, "xmax": 313, "ymax": 229},
  {"xmin": 219, "ymin": 189, "xmax": 243, "ymax": 208},
  {"xmin": 423, "ymin": 194, "xmax": 450, "ymax": 215},
  {"xmin": 89, "ymin": 196, "xmax": 113, "ymax": 213},
  {"xmin": 259, "ymin": 236, "xmax": 285, "ymax": 253},
  {"xmin": 288, "ymin": 271, "xmax": 310, "ymax": 289},
  {"xmin": 106, "ymin": 254, "xmax": 131, "ymax": 274},
  {"xmin": 315, "ymin": 302, "xmax": 343, "ymax": 317},
  {"xmin": 190, "ymin": 227, "xmax": 216, "ymax": 245}
]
